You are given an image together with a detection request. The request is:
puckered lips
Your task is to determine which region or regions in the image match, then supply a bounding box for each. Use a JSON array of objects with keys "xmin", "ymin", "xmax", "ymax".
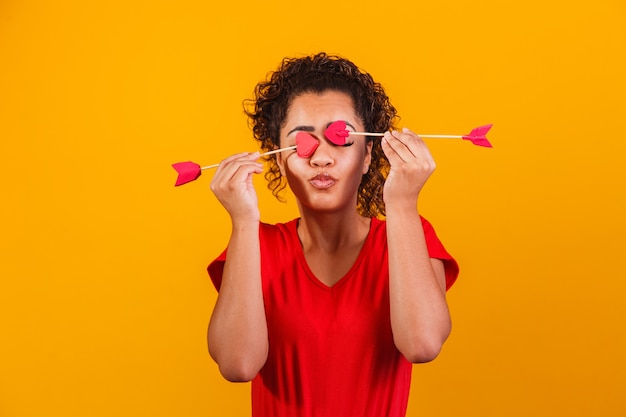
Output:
[{"xmin": 309, "ymin": 172, "xmax": 337, "ymax": 190}]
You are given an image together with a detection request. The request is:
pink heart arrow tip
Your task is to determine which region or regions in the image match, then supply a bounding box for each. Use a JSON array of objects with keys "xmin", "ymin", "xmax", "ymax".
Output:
[
  {"xmin": 324, "ymin": 120, "xmax": 349, "ymax": 146},
  {"xmin": 295, "ymin": 132, "xmax": 320, "ymax": 157},
  {"xmin": 172, "ymin": 161, "xmax": 201, "ymax": 186}
]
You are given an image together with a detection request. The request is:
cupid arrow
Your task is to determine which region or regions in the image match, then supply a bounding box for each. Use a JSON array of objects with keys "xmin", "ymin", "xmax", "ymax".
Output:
[
  {"xmin": 171, "ymin": 132, "xmax": 320, "ymax": 186},
  {"xmin": 324, "ymin": 120, "xmax": 493, "ymax": 148}
]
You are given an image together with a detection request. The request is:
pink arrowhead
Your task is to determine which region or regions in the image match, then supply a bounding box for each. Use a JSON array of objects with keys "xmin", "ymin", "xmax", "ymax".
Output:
[
  {"xmin": 462, "ymin": 124, "xmax": 493, "ymax": 148},
  {"xmin": 324, "ymin": 120, "xmax": 349, "ymax": 145},
  {"xmin": 296, "ymin": 132, "xmax": 319, "ymax": 157},
  {"xmin": 172, "ymin": 161, "xmax": 201, "ymax": 186}
]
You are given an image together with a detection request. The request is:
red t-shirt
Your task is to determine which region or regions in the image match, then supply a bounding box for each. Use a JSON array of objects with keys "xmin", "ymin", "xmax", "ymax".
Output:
[{"xmin": 208, "ymin": 217, "xmax": 459, "ymax": 417}]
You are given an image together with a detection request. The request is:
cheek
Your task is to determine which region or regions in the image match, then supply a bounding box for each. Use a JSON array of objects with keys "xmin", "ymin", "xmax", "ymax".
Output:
[
  {"xmin": 281, "ymin": 156, "xmax": 308, "ymax": 188},
  {"xmin": 277, "ymin": 151, "xmax": 298, "ymax": 176},
  {"xmin": 282, "ymin": 169, "xmax": 310, "ymax": 202},
  {"xmin": 362, "ymin": 155, "xmax": 371, "ymax": 174},
  {"xmin": 351, "ymin": 145, "xmax": 372, "ymax": 175}
]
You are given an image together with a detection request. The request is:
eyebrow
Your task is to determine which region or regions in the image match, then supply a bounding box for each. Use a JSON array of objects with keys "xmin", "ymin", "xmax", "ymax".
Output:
[
  {"xmin": 286, "ymin": 121, "xmax": 358, "ymax": 137},
  {"xmin": 286, "ymin": 125, "xmax": 315, "ymax": 137}
]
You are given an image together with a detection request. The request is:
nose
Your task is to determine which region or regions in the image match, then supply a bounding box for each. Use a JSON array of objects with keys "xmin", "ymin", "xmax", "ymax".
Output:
[{"xmin": 309, "ymin": 140, "xmax": 334, "ymax": 167}]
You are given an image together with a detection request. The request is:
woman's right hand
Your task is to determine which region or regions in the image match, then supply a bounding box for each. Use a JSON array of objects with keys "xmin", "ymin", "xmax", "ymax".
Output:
[{"xmin": 210, "ymin": 152, "xmax": 264, "ymax": 223}]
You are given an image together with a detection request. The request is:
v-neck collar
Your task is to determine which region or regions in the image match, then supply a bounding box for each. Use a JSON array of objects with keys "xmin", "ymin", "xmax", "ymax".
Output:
[{"xmin": 287, "ymin": 217, "xmax": 375, "ymax": 291}]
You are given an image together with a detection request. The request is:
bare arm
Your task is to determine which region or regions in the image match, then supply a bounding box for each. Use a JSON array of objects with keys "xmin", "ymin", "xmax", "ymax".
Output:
[
  {"xmin": 207, "ymin": 152, "xmax": 269, "ymax": 381},
  {"xmin": 382, "ymin": 129, "xmax": 451, "ymax": 363}
]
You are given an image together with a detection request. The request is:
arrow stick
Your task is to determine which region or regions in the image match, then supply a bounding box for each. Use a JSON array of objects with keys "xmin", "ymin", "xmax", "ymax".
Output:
[
  {"xmin": 200, "ymin": 145, "xmax": 297, "ymax": 170},
  {"xmin": 348, "ymin": 132, "xmax": 464, "ymax": 139}
]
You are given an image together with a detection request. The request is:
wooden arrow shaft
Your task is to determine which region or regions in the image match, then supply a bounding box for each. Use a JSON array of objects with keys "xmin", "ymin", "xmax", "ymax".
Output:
[{"xmin": 200, "ymin": 145, "xmax": 297, "ymax": 170}]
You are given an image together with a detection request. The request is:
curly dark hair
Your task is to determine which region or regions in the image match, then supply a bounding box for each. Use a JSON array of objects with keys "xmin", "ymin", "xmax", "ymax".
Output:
[{"xmin": 244, "ymin": 52, "xmax": 398, "ymax": 218}]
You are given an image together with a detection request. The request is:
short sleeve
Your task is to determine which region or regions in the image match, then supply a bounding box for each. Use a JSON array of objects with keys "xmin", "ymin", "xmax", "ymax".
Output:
[
  {"xmin": 206, "ymin": 221, "xmax": 285, "ymax": 292},
  {"xmin": 207, "ymin": 248, "xmax": 227, "ymax": 291},
  {"xmin": 420, "ymin": 216, "xmax": 459, "ymax": 290}
]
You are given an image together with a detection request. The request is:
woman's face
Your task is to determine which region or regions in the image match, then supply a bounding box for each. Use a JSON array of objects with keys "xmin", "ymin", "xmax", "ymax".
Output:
[{"xmin": 276, "ymin": 90, "xmax": 372, "ymax": 214}]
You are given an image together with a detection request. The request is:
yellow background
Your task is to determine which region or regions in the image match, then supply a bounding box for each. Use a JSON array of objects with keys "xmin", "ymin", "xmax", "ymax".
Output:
[{"xmin": 1, "ymin": 0, "xmax": 625, "ymax": 416}]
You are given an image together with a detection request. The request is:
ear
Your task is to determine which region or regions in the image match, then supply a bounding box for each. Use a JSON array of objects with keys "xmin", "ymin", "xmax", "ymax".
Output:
[
  {"xmin": 275, "ymin": 145, "xmax": 287, "ymax": 176},
  {"xmin": 362, "ymin": 140, "xmax": 373, "ymax": 174}
]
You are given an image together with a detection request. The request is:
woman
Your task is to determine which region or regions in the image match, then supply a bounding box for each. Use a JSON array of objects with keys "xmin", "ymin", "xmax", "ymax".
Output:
[{"xmin": 207, "ymin": 52, "xmax": 459, "ymax": 417}]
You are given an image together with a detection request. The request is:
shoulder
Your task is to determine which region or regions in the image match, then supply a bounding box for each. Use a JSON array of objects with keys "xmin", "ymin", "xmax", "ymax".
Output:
[
  {"xmin": 207, "ymin": 218, "xmax": 300, "ymax": 290},
  {"xmin": 259, "ymin": 218, "xmax": 299, "ymax": 243},
  {"xmin": 374, "ymin": 215, "xmax": 459, "ymax": 290}
]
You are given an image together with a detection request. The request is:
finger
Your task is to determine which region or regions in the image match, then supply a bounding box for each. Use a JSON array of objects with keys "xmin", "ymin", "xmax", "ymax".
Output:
[
  {"xmin": 382, "ymin": 131, "xmax": 414, "ymax": 163},
  {"xmin": 230, "ymin": 160, "xmax": 264, "ymax": 184},
  {"xmin": 217, "ymin": 161, "xmax": 264, "ymax": 189},
  {"xmin": 383, "ymin": 129, "xmax": 437, "ymax": 176},
  {"xmin": 214, "ymin": 152, "xmax": 261, "ymax": 179},
  {"xmin": 394, "ymin": 128, "xmax": 435, "ymax": 163},
  {"xmin": 211, "ymin": 153, "xmax": 262, "ymax": 189},
  {"xmin": 215, "ymin": 152, "xmax": 259, "ymax": 172},
  {"xmin": 397, "ymin": 128, "xmax": 428, "ymax": 152}
]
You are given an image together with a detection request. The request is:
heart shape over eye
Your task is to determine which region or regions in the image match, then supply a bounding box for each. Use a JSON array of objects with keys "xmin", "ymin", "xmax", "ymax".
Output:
[
  {"xmin": 324, "ymin": 120, "xmax": 349, "ymax": 145},
  {"xmin": 295, "ymin": 132, "xmax": 319, "ymax": 157}
]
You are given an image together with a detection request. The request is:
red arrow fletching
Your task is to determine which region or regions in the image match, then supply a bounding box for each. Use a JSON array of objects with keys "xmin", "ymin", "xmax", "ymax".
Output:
[
  {"xmin": 462, "ymin": 124, "xmax": 493, "ymax": 147},
  {"xmin": 172, "ymin": 161, "xmax": 202, "ymax": 186}
]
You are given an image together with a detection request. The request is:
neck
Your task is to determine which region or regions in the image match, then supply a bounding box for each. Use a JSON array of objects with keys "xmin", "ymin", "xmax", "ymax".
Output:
[{"xmin": 296, "ymin": 209, "xmax": 371, "ymax": 253}]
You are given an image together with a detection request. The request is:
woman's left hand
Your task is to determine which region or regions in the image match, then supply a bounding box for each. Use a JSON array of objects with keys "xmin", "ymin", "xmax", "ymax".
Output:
[{"xmin": 381, "ymin": 128, "xmax": 436, "ymax": 207}]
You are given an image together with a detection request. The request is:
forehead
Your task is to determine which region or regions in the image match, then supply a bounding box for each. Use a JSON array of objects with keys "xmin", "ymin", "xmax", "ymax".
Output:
[{"xmin": 285, "ymin": 90, "xmax": 359, "ymax": 121}]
